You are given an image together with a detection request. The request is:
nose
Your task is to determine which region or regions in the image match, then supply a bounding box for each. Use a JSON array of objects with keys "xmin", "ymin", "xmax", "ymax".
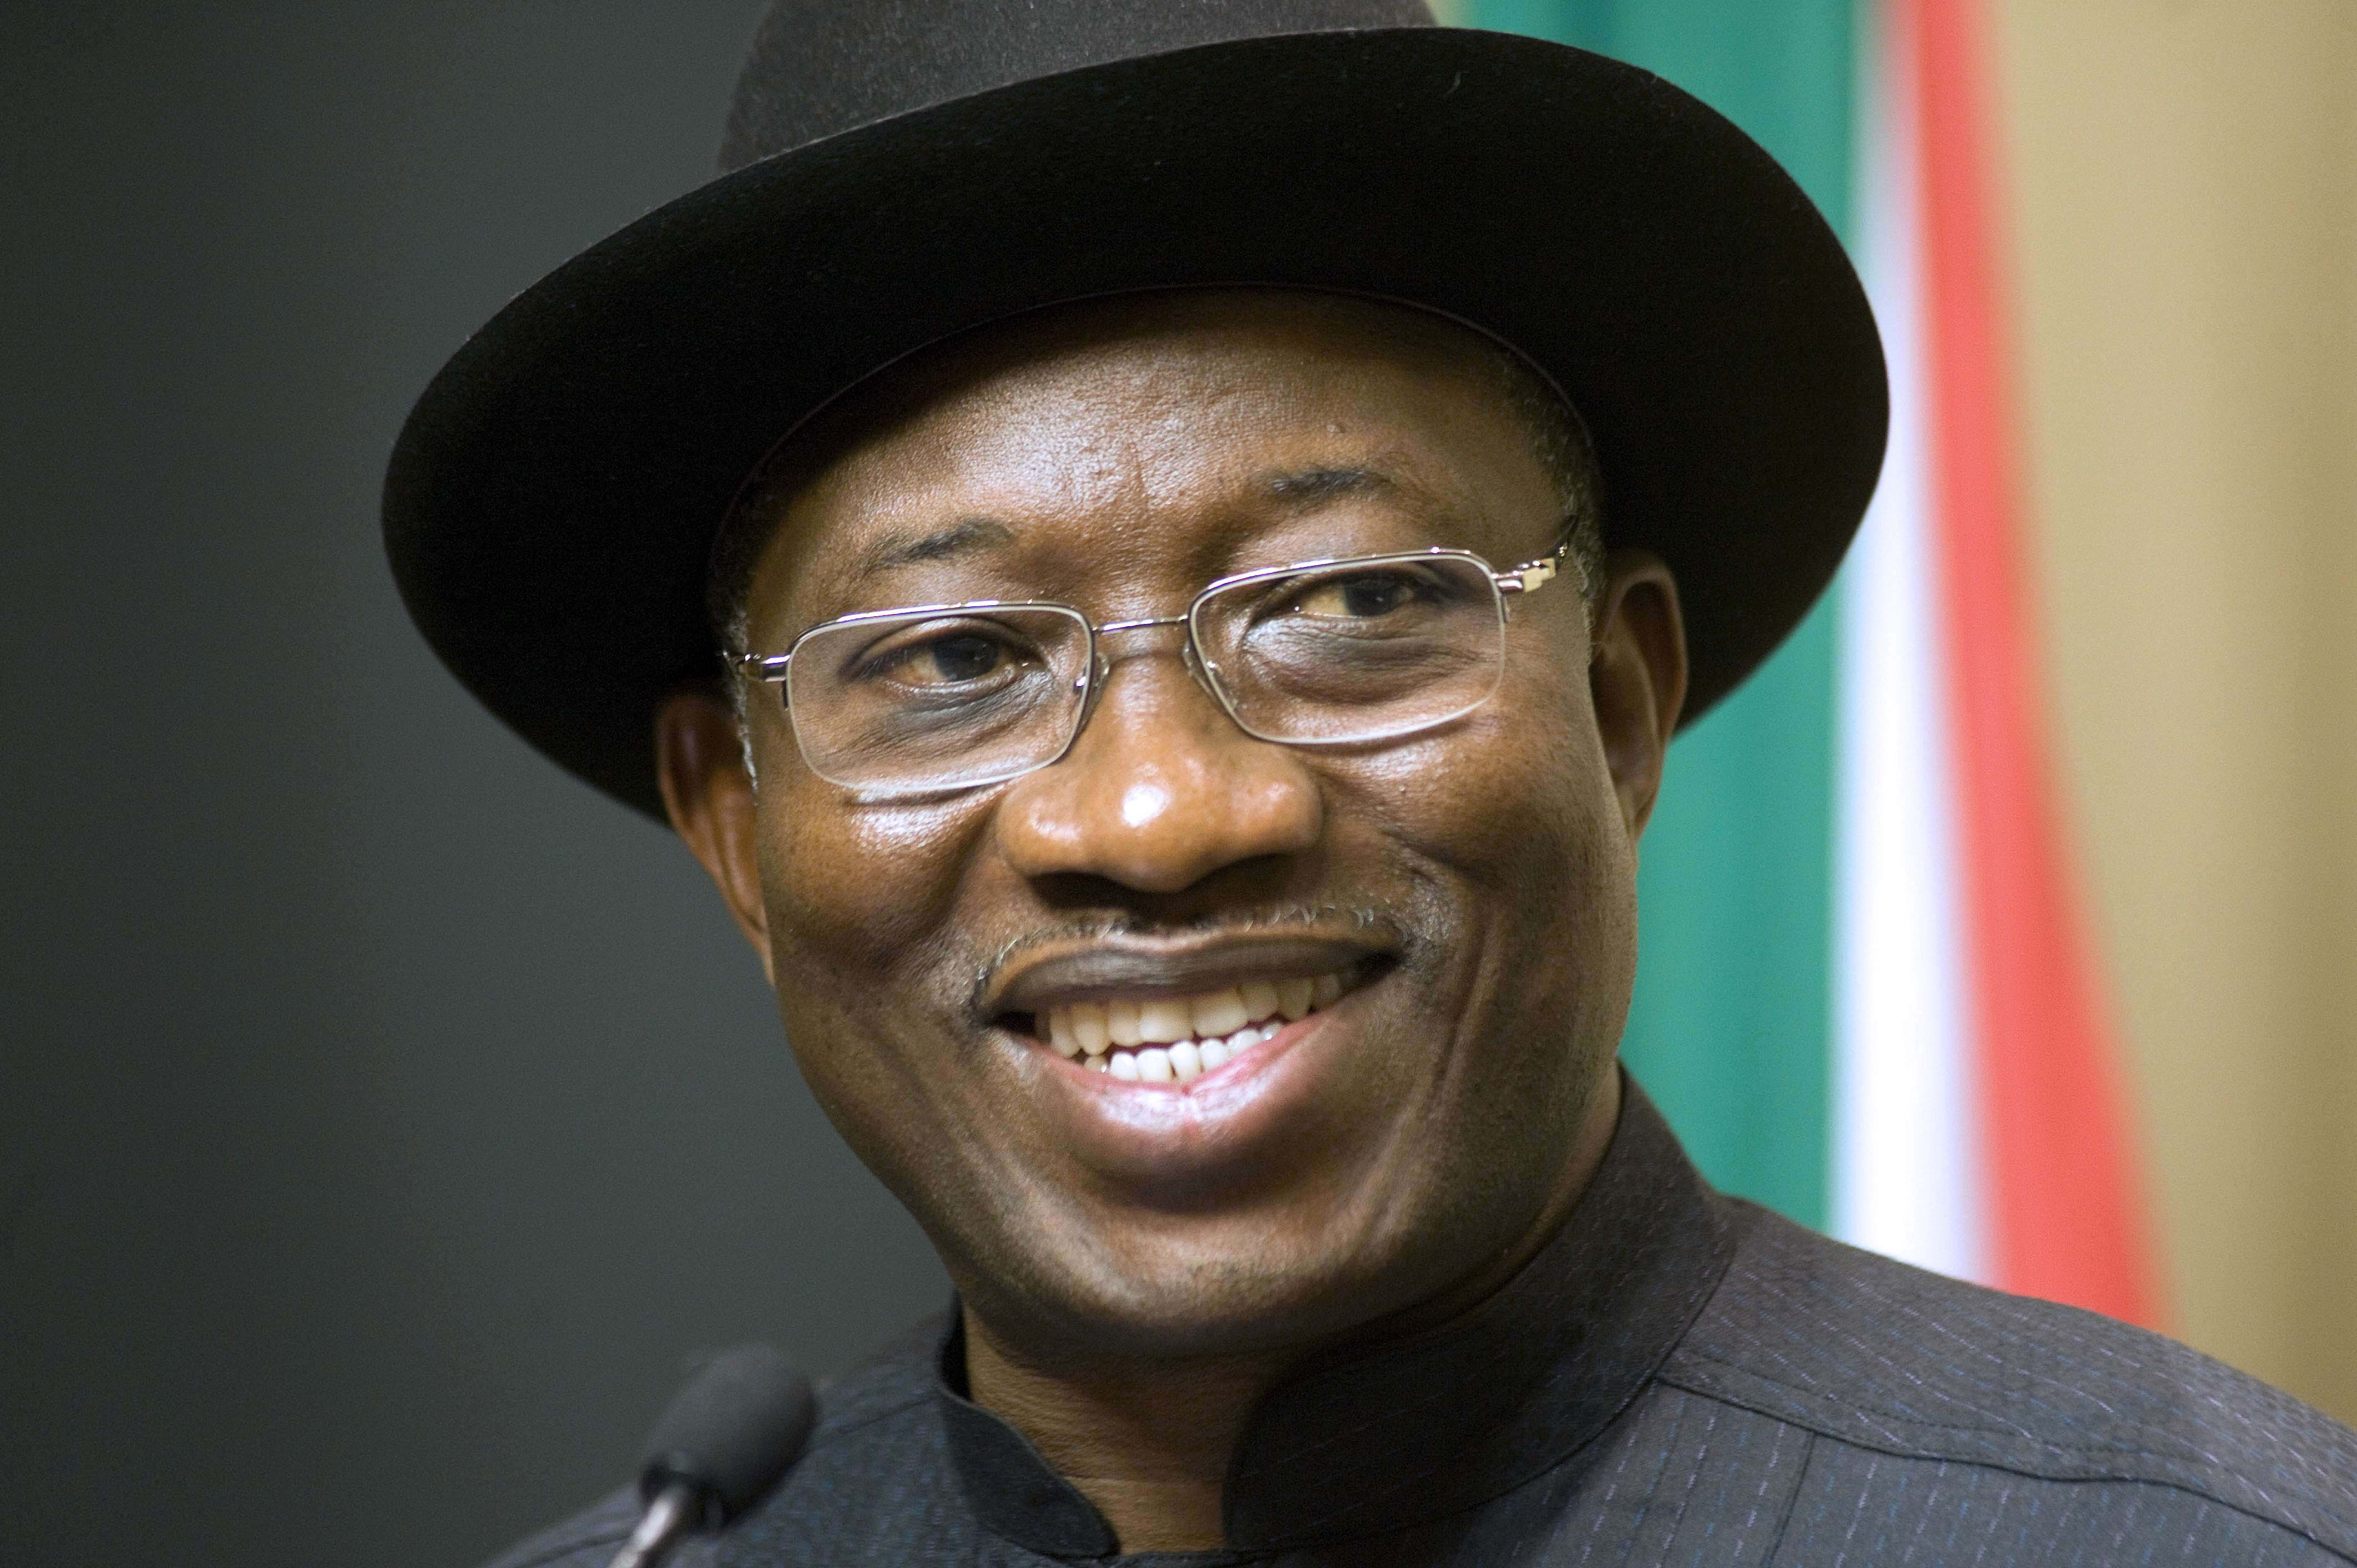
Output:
[{"xmin": 993, "ymin": 644, "xmax": 1322, "ymax": 894}]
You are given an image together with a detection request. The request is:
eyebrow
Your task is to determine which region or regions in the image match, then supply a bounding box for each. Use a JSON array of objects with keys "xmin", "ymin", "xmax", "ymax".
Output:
[
  {"xmin": 849, "ymin": 468, "xmax": 1428, "ymax": 583},
  {"xmin": 1263, "ymin": 466, "xmax": 1400, "ymax": 506},
  {"xmin": 855, "ymin": 516, "xmax": 1016, "ymax": 579}
]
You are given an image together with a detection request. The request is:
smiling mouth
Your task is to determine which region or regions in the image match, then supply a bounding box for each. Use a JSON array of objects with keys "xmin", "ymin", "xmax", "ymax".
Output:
[{"xmin": 1016, "ymin": 968, "xmax": 1365, "ymax": 1084}]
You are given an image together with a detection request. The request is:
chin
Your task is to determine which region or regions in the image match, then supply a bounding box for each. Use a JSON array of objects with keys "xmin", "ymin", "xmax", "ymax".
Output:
[{"xmin": 961, "ymin": 1183, "xmax": 1509, "ymax": 1365}]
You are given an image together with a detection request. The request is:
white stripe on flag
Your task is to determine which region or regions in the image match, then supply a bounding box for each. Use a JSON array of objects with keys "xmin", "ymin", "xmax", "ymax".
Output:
[{"xmin": 1831, "ymin": 0, "xmax": 1987, "ymax": 1285}]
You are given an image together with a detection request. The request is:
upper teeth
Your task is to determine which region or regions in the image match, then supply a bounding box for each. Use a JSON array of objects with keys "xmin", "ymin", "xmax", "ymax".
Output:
[{"xmin": 1042, "ymin": 972, "xmax": 1348, "ymax": 1082}]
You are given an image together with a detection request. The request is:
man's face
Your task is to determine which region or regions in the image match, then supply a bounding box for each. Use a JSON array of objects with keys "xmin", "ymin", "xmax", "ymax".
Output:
[{"xmin": 667, "ymin": 292, "xmax": 1681, "ymax": 1361}]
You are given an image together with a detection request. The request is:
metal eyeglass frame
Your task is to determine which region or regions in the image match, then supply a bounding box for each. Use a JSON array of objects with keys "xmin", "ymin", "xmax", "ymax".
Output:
[{"xmin": 725, "ymin": 543, "xmax": 1575, "ymax": 793}]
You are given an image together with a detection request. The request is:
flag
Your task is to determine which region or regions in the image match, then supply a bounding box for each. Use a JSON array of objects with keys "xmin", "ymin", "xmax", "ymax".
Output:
[{"xmin": 1452, "ymin": 0, "xmax": 2161, "ymax": 1324}]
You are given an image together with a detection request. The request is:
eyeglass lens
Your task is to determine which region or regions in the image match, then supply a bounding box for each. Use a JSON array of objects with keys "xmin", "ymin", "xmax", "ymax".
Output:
[
  {"xmin": 1193, "ymin": 554, "xmax": 1506, "ymax": 744},
  {"xmin": 785, "ymin": 605, "xmax": 1093, "ymax": 794},
  {"xmin": 778, "ymin": 553, "xmax": 1509, "ymax": 793}
]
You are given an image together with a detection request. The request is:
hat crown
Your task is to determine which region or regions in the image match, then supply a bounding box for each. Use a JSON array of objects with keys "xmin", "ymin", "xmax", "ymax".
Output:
[{"xmin": 719, "ymin": 0, "xmax": 1436, "ymax": 172}]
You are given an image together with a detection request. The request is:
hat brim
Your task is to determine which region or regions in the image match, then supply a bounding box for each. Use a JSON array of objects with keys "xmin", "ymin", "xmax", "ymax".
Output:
[{"xmin": 384, "ymin": 26, "xmax": 1886, "ymax": 822}]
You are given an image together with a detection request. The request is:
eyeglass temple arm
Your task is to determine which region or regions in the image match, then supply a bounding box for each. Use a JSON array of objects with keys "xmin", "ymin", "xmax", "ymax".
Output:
[
  {"xmin": 1496, "ymin": 539, "xmax": 1574, "ymax": 596},
  {"xmin": 729, "ymin": 651, "xmax": 791, "ymax": 675}
]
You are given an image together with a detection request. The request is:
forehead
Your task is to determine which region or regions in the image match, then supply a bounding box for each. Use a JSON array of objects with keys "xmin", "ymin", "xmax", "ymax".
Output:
[{"xmin": 744, "ymin": 291, "xmax": 1556, "ymax": 631}]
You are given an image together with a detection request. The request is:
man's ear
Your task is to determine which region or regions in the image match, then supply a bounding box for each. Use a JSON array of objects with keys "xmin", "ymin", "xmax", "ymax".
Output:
[
  {"xmin": 656, "ymin": 687, "xmax": 775, "ymax": 984},
  {"xmin": 1588, "ymin": 549, "xmax": 1687, "ymax": 841}
]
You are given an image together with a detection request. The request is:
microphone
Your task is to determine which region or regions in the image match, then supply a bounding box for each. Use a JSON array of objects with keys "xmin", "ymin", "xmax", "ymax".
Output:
[{"xmin": 608, "ymin": 1343, "xmax": 817, "ymax": 1568}]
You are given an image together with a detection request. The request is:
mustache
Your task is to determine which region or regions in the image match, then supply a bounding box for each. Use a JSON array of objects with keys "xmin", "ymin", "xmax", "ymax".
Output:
[{"xmin": 969, "ymin": 902, "xmax": 1405, "ymax": 1013}]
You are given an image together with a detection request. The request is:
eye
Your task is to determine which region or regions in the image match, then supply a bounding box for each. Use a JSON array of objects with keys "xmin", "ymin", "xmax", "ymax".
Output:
[
  {"xmin": 1283, "ymin": 569, "xmax": 1434, "ymax": 620},
  {"xmin": 904, "ymin": 633, "xmax": 1002, "ymax": 684},
  {"xmin": 850, "ymin": 623, "xmax": 1030, "ymax": 689}
]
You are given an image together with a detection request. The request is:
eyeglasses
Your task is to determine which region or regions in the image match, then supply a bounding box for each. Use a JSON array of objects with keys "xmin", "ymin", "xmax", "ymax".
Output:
[{"xmin": 728, "ymin": 544, "xmax": 1573, "ymax": 797}]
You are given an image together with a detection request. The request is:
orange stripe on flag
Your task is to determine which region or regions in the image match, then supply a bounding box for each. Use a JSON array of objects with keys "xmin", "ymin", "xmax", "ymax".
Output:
[{"xmin": 1907, "ymin": 0, "xmax": 2162, "ymax": 1326}]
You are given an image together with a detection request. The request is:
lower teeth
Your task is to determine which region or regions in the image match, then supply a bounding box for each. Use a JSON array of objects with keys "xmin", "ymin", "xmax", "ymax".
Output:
[{"xmin": 1082, "ymin": 1019, "xmax": 1285, "ymax": 1081}]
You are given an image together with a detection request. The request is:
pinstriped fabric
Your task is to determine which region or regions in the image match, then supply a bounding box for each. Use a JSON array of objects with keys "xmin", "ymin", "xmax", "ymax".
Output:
[
  {"xmin": 1607, "ymin": 1392, "xmax": 1813, "ymax": 1564},
  {"xmin": 1226, "ymin": 1389, "xmax": 1813, "ymax": 1567},
  {"xmin": 1665, "ymin": 1210, "xmax": 2357, "ymax": 1560},
  {"xmin": 1766, "ymin": 1445, "xmax": 2341, "ymax": 1567},
  {"xmin": 1506, "ymin": 1388, "xmax": 1814, "ymax": 1566},
  {"xmin": 485, "ymin": 1087, "xmax": 2357, "ymax": 1567}
]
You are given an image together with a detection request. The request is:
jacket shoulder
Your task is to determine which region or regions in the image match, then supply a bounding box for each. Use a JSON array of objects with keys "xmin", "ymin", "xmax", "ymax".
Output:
[
  {"xmin": 471, "ymin": 1314, "xmax": 948, "ymax": 1568},
  {"xmin": 1666, "ymin": 1203, "xmax": 2357, "ymax": 1557}
]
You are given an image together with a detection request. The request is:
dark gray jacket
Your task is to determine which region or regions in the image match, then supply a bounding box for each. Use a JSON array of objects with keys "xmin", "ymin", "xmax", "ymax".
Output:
[{"xmin": 486, "ymin": 1086, "xmax": 2357, "ymax": 1566}]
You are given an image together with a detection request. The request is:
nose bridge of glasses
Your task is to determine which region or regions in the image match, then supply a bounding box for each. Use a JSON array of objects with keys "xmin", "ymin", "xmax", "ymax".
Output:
[
  {"xmin": 1092, "ymin": 611, "xmax": 1190, "ymax": 638},
  {"xmin": 1089, "ymin": 611, "xmax": 1202, "ymax": 680},
  {"xmin": 1072, "ymin": 610, "xmax": 1234, "ymax": 733}
]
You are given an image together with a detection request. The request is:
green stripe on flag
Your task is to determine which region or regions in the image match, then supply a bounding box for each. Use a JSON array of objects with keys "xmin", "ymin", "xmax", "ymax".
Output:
[{"xmin": 1455, "ymin": 0, "xmax": 1856, "ymax": 1229}]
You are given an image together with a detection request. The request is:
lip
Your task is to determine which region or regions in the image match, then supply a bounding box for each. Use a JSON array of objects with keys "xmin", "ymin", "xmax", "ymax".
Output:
[
  {"xmin": 986, "ymin": 931, "xmax": 1390, "ymax": 1019},
  {"xmin": 1000, "ymin": 956, "xmax": 1389, "ymax": 1189},
  {"xmin": 1023, "ymin": 1000, "xmax": 1354, "ymax": 1185}
]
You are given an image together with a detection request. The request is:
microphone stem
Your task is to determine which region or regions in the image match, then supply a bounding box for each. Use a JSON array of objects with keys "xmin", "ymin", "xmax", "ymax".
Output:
[{"xmin": 608, "ymin": 1481, "xmax": 700, "ymax": 1568}]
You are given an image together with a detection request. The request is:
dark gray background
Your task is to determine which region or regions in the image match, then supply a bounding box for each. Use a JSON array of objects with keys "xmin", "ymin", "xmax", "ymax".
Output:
[{"xmin": 1, "ymin": 6, "xmax": 951, "ymax": 1565}]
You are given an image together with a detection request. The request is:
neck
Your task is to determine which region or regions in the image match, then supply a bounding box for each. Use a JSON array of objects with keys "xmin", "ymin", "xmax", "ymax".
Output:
[{"xmin": 960, "ymin": 1072, "xmax": 1623, "ymax": 1552}]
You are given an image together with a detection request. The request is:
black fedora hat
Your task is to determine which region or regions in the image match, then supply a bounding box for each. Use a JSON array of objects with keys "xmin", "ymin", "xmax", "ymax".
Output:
[{"xmin": 384, "ymin": 0, "xmax": 1886, "ymax": 822}]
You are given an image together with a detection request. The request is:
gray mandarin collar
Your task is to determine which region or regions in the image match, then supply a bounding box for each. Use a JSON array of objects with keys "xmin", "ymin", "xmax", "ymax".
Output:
[{"xmin": 936, "ymin": 1078, "xmax": 1737, "ymax": 1557}]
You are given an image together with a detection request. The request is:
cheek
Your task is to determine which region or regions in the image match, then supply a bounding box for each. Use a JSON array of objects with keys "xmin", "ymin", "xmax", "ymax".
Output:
[
  {"xmin": 1361, "ymin": 653, "xmax": 1623, "ymax": 896},
  {"xmin": 752, "ymin": 777, "xmax": 1005, "ymax": 1209},
  {"xmin": 756, "ymin": 771, "xmax": 993, "ymax": 1008},
  {"xmin": 1340, "ymin": 644, "xmax": 1636, "ymax": 1034},
  {"xmin": 1496, "ymin": 659, "xmax": 1636, "ymax": 976}
]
